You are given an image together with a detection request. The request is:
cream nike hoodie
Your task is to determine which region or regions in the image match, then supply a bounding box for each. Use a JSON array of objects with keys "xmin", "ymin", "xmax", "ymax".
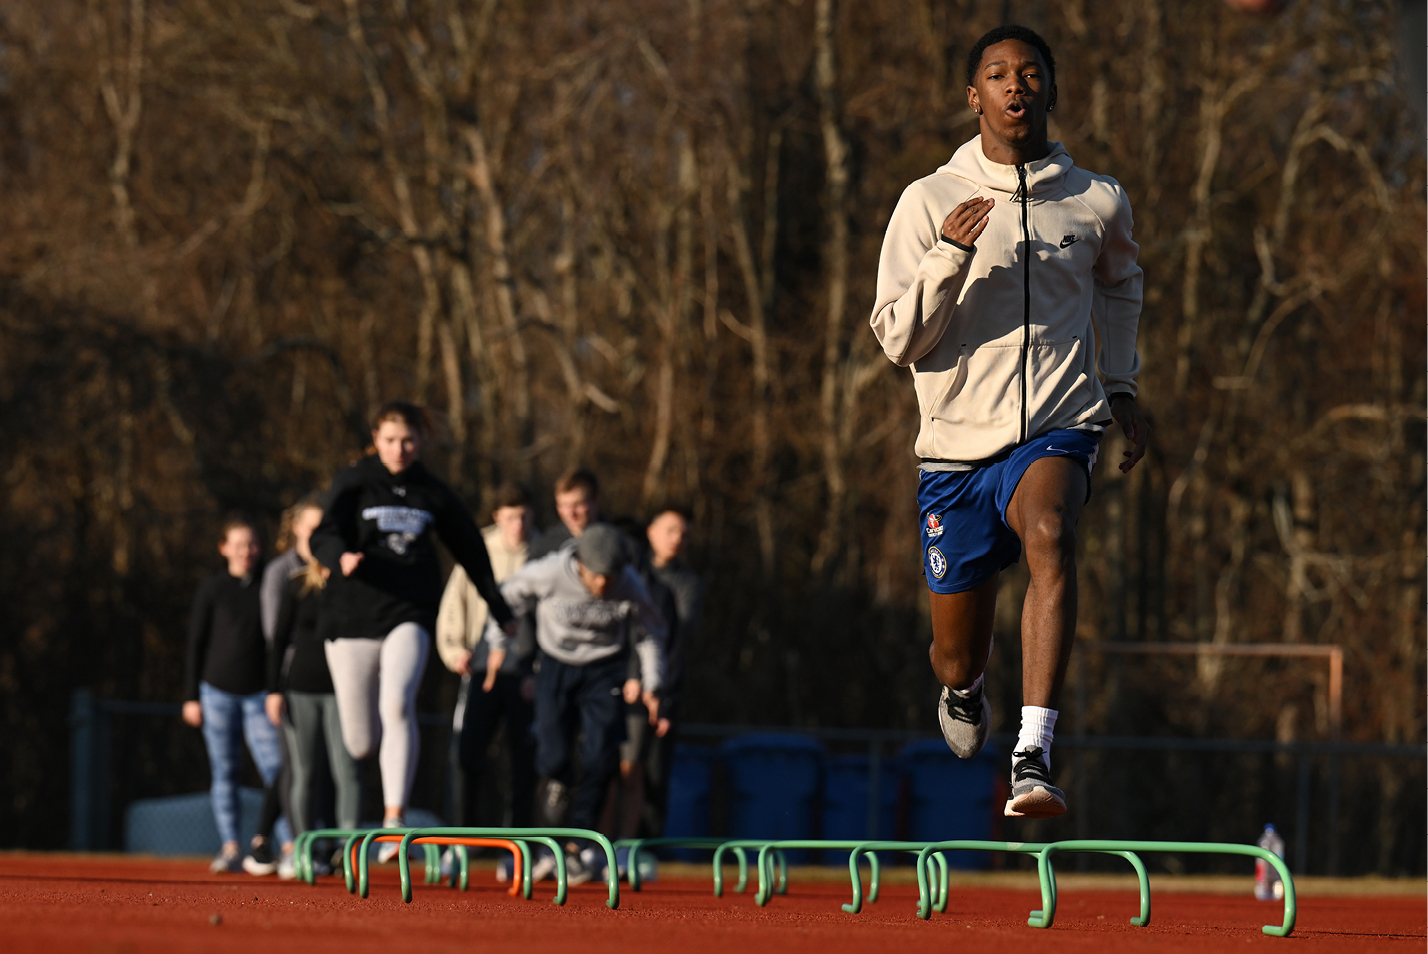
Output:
[{"xmin": 871, "ymin": 136, "xmax": 1142, "ymax": 465}]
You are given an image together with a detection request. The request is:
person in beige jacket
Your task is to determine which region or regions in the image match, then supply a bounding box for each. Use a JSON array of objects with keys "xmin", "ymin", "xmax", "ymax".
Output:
[
  {"xmin": 436, "ymin": 483, "xmax": 536, "ymax": 829},
  {"xmin": 871, "ymin": 25, "xmax": 1149, "ymax": 821}
]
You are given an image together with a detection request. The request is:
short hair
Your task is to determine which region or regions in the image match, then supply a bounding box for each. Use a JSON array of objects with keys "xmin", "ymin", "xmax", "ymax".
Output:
[
  {"xmin": 647, "ymin": 503, "xmax": 692, "ymax": 527},
  {"xmin": 965, "ymin": 25, "xmax": 1055, "ymax": 88},
  {"xmin": 219, "ymin": 513, "xmax": 260, "ymax": 546},
  {"xmin": 489, "ymin": 482, "xmax": 532, "ymax": 511},
  {"xmin": 554, "ymin": 468, "xmax": 599, "ymax": 499},
  {"xmin": 371, "ymin": 399, "xmax": 430, "ymax": 440}
]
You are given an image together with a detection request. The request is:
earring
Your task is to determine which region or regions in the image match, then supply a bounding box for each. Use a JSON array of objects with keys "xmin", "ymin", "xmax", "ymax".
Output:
[{"xmin": 1047, "ymin": 104, "xmax": 1054, "ymax": 112}]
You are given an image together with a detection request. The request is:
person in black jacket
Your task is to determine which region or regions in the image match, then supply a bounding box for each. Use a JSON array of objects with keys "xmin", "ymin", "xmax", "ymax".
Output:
[
  {"xmin": 310, "ymin": 401, "xmax": 514, "ymax": 857},
  {"xmin": 268, "ymin": 529, "xmax": 361, "ymax": 846},
  {"xmin": 182, "ymin": 517, "xmax": 291, "ymax": 874}
]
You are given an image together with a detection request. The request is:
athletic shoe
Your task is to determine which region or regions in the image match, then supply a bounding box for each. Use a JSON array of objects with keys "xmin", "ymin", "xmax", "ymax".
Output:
[
  {"xmin": 565, "ymin": 850, "xmax": 594, "ymax": 886},
  {"xmin": 1003, "ymin": 747, "xmax": 1067, "ymax": 818},
  {"xmin": 376, "ymin": 816, "xmax": 404, "ymax": 864},
  {"xmin": 495, "ymin": 855, "xmax": 512, "ymax": 883},
  {"xmin": 210, "ymin": 846, "xmax": 242, "ymax": 874},
  {"xmin": 580, "ymin": 846, "xmax": 609, "ymax": 883},
  {"xmin": 277, "ymin": 846, "xmax": 296, "ymax": 880},
  {"xmin": 241, "ymin": 839, "xmax": 277, "ymax": 876},
  {"xmin": 937, "ymin": 683, "xmax": 991, "ymax": 758},
  {"xmin": 530, "ymin": 848, "xmax": 558, "ymax": 882}
]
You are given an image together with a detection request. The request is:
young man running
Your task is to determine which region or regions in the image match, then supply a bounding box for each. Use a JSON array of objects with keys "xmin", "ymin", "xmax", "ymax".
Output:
[
  {"xmin": 527, "ymin": 468, "xmax": 602, "ymax": 560},
  {"xmin": 483, "ymin": 524, "xmax": 667, "ymax": 881},
  {"xmin": 870, "ymin": 25, "xmax": 1149, "ymax": 818}
]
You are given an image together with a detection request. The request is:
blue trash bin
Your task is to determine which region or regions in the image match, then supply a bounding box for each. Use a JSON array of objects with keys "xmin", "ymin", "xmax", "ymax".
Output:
[
  {"xmin": 719, "ymin": 734, "xmax": 824, "ymax": 863},
  {"xmin": 662, "ymin": 743, "xmax": 717, "ymax": 860},
  {"xmin": 820, "ymin": 752, "xmax": 900, "ymax": 865},
  {"xmin": 900, "ymin": 738, "xmax": 1000, "ymax": 869}
]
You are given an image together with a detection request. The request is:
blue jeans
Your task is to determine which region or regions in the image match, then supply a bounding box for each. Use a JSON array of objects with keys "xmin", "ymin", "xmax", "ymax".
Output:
[
  {"xmin": 199, "ymin": 682, "xmax": 291, "ymax": 846},
  {"xmin": 533, "ymin": 653, "xmax": 627, "ymax": 830}
]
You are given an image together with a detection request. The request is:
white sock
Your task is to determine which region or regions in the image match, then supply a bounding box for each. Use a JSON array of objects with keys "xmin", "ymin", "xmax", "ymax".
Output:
[
  {"xmin": 1015, "ymin": 706, "xmax": 1058, "ymax": 770},
  {"xmin": 949, "ymin": 672, "xmax": 984, "ymax": 699}
]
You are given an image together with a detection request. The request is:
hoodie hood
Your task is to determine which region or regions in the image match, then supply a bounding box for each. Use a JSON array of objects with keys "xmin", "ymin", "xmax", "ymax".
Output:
[{"xmin": 937, "ymin": 136, "xmax": 1073, "ymax": 196}]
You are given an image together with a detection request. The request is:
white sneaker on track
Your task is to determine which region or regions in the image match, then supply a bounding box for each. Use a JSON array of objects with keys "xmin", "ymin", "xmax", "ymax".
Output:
[
  {"xmin": 376, "ymin": 817, "xmax": 404, "ymax": 864},
  {"xmin": 1003, "ymin": 747, "xmax": 1067, "ymax": 818}
]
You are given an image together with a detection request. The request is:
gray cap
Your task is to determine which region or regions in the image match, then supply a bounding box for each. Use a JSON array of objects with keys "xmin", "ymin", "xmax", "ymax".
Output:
[{"xmin": 575, "ymin": 523, "xmax": 628, "ymax": 576}]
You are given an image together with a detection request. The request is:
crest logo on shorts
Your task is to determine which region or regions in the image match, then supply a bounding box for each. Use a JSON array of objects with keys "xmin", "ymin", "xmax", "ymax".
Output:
[
  {"xmin": 927, "ymin": 546, "xmax": 947, "ymax": 580},
  {"xmin": 925, "ymin": 512, "xmax": 944, "ymax": 538}
]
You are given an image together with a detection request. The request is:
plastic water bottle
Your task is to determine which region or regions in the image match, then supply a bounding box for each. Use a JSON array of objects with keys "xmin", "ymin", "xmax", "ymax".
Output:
[{"xmin": 1255, "ymin": 824, "xmax": 1285, "ymax": 901}]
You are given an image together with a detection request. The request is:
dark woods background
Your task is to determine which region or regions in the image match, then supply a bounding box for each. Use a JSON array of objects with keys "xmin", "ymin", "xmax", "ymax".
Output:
[{"xmin": 0, "ymin": 0, "xmax": 1422, "ymax": 869}]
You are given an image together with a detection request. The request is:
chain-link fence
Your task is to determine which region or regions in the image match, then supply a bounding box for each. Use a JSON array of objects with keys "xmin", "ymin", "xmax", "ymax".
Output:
[
  {"xmin": 671, "ymin": 725, "xmax": 1425, "ymax": 876},
  {"xmin": 70, "ymin": 691, "xmax": 1424, "ymax": 874},
  {"xmin": 69, "ymin": 691, "xmax": 457, "ymax": 854}
]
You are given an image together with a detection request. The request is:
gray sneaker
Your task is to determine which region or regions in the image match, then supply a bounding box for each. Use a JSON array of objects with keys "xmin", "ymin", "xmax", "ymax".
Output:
[
  {"xmin": 1003, "ymin": 747, "xmax": 1066, "ymax": 818},
  {"xmin": 565, "ymin": 850, "xmax": 594, "ymax": 886},
  {"xmin": 530, "ymin": 848, "xmax": 558, "ymax": 882},
  {"xmin": 937, "ymin": 683, "xmax": 991, "ymax": 758},
  {"xmin": 209, "ymin": 846, "xmax": 242, "ymax": 874}
]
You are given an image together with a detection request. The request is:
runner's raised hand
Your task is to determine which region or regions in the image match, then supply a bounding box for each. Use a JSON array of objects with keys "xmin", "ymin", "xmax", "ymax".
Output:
[{"xmin": 942, "ymin": 196, "xmax": 994, "ymax": 247}]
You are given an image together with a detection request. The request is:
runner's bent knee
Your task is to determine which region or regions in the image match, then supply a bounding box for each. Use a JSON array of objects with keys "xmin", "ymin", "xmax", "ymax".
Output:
[
  {"xmin": 1021, "ymin": 511, "xmax": 1077, "ymax": 563},
  {"xmin": 929, "ymin": 642, "xmax": 982, "ymax": 690}
]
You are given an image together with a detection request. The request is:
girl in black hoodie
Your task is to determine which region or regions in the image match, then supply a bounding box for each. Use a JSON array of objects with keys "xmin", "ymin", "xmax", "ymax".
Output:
[{"xmin": 311, "ymin": 401, "xmax": 513, "ymax": 853}]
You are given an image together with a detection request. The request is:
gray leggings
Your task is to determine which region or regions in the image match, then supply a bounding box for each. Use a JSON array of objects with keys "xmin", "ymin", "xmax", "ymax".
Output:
[
  {"xmin": 325, "ymin": 623, "xmax": 431, "ymax": 810},
  {"xmin": 284, "ymin": 691, "xmax": 362, "ymax": 833}
]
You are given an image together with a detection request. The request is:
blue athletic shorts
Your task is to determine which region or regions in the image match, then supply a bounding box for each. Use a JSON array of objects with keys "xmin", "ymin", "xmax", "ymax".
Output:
[{"xmin": 918, "ymin": 428, "xmax": 1101, "ymax": 594}]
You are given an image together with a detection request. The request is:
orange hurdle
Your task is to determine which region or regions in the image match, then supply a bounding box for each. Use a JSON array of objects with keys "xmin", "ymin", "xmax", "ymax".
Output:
[{"xmin": 350, "ymin": 835, "xmax": 525, "ymax": 897}]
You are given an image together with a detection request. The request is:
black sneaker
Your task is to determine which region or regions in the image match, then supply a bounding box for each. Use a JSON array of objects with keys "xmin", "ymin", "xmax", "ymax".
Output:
[
  {"xmin": 937, "ymin": 683, "xmax": 991, "ymax": 758},
  {"xmin": 242, "ymin": 838, "xmax": 278, "ymax": 876},
  {"xmin": 1003, "ymin": 747, "xmax": 1067, "ymax": 818}
]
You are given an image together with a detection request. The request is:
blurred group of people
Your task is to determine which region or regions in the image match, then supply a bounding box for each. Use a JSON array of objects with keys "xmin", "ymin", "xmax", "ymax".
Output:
[{"xmin": 183, "ymin": 400, "xmax": 701, "ymax": 881}]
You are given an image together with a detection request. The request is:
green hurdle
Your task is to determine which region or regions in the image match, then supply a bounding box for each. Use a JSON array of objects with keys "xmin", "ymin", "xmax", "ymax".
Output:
[
  {"xmin": 710, "ymin": 841, "xmax": 787, "ymax": 897},
  {"xmin": 391, "ymin": 828, "xmax": 621, "ymax": 909},
  {"xmin": 839, "ymin": 841, "xmax": 949, "ymax": 914},
  {"xmin": 614, "ymin": 838, "xmax": 754, "ymax": 893},
  {"xmin": 1030, "ymin": 840, "xmax": 1295, "ymax": 937},
  {"xmin": 344, "ymin": 830, "xmax": 450, "ymax": 897},
  {"xmin": 913, "ymin": 841, "xmax": 1150, "ymax": 923},
  {"xmin": 750, "ymin": 841, "xmax": 876, "ymax": 906},
  {"xmin": 294, "ymin": 827, "xmax": 438, "ymax": 886},
  {"xmin": 293, "ymin": 827, "xmax": 369, "ymax": 884}
]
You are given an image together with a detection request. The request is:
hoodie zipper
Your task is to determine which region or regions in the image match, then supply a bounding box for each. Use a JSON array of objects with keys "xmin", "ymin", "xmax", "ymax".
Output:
[{"xmin": 1017, "ymin": 163, "xmax": 1030, "ymax": 445}]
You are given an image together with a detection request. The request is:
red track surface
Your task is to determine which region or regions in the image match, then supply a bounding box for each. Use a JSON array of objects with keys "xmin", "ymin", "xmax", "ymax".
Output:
[{"xmin": 0, "ymin": 854, "xmax": 1421, "ymax": 953}]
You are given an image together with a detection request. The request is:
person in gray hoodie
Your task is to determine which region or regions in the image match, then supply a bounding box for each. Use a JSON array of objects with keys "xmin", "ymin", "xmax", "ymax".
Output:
[
  {"xmin": 871, "ymin": 25, "xmax": 1150, "ymax": 820},
  {"xmin": 483, "ymin": 523, "xmax": 666, "ymax": 881}
]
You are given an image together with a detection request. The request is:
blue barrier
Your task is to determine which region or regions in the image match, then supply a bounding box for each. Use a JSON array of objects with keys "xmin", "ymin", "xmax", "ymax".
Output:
[
  {"xmin": 820, "ymin": 753, "xmax": 899, "ymax": 865},
  {"xmin": 662, "ymin": 744, "xmax": 718, "ymax": 860},
  {"xmin": 720, "ymin": 734, "xmax": 824, "ymax": 864},
  {"xmin": 900, "ymin": 739, "xmax": 1000, "ymax": 869}
]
